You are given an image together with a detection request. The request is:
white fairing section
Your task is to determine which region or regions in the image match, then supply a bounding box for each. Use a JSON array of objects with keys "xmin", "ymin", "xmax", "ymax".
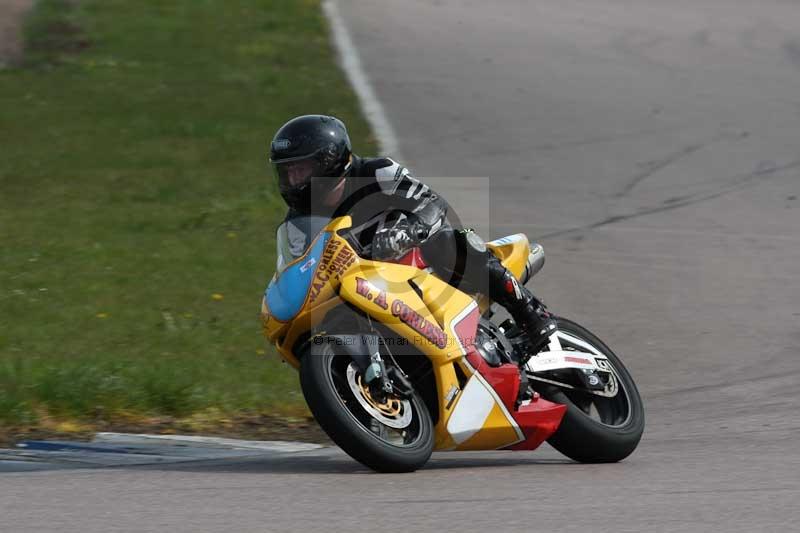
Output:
[
  {"xmin": 525, "ymin": 350, "xmax": 606, "ymax": 373},
  {"xmin": 446, "ymin": 376, "xmax": 496, "ymax": 445},
  {"xmin": 557, "ymin": 331, "xmax": 603, "ymax": 356},
  {"xmin": 547, "ymin": 331, "xmax": 563, "ymax": 351}
]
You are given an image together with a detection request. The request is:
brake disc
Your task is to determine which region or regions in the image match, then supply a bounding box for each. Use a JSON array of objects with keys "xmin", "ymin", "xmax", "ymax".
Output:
[{"xmin": 346, "ymin": 364, "xmax": 413, "ymax": 429}]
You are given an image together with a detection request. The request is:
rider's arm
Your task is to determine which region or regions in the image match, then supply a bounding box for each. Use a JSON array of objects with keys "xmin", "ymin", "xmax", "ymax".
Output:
[{"xmin": 370, "ymin": 159, "xmax": 449, "ymax": 241}]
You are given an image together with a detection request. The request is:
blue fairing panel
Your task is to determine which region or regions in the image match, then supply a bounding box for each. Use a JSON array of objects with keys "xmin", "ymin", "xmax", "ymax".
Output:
[{"xmin": 265, "ymin": 233, "xmax": 331, "ymax": 322}]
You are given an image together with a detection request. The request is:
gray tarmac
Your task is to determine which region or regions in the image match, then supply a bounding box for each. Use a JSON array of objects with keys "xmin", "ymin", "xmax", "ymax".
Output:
[{"xmin": 2, "ymin": 1, "xmax": 799, "ymax": 531}]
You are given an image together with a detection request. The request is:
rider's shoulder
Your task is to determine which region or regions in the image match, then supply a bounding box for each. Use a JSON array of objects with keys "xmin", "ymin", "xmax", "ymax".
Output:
[{"xmin": 356, "ymin": 156, "xmax": 409, "ymax": 180}]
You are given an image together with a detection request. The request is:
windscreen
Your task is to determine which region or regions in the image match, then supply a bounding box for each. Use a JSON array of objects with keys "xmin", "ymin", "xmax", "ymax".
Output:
[{"xmin": 275, "ymin": 215, "xmax": 331, "ymax": 273}]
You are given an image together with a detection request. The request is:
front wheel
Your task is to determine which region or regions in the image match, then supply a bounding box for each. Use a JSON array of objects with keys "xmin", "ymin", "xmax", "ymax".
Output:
[
  {"xmin": 542, "ymin": 317, "xmax": 645, "ymax": 463},
  {"xmin": 300, "ymin": 344, "xmax": 434, "ymax": 472}
]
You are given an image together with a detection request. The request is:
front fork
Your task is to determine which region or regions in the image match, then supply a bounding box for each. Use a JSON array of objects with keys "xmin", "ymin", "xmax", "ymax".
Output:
[{"xmin": 318, "ymin": 333, "xmax": 413, "ymax": 400}]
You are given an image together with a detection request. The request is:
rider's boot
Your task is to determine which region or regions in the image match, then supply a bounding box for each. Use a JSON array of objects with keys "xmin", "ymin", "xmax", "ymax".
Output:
[
  {"xmin": 485, "ymin": 255, "xmax": 557, "ymax": 406},
  {"xmin": 486, "ymin": 255, "xmax": 557, "ymax": 361}
]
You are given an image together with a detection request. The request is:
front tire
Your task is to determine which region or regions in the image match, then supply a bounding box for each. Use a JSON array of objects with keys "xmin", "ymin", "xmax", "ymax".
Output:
[
  {"xmin": 300, "ymin": 345, "xmax": 434, "ymax": 472},
  {"xmin": 543, "ymin": 317, "xmax": 645, "ymax": 463}
]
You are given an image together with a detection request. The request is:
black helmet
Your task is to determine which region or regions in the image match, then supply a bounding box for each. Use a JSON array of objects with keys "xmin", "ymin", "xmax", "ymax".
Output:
[{"xmin": 269, "ymin": 115, "xmax": 352, "ymax": 210}]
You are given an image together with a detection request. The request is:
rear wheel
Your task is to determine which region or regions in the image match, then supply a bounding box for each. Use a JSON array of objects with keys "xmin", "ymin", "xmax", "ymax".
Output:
[
  {"xmin": 300, "ymin": 344, "xmax": 434, "ymax": 472},
  {"xmin": 542, "ymin": 317, "xmax": 645, "ymax": 463}
]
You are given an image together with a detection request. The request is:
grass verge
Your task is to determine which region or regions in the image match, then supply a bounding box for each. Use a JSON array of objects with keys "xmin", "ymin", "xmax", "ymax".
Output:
[{"xmin": 0, "ymin": 0, "xmax": 376, "ymax": 444}]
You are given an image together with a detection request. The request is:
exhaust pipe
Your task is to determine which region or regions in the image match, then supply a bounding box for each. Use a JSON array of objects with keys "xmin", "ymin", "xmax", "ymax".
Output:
[{"xmin": 521, "ymin": 243, "xmax": 545, "ymax": 285}]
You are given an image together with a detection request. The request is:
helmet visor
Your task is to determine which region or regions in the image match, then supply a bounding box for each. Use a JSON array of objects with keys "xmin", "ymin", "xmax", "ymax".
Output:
[{"xmin": 272, "ymin": 154, "xmax": 322, "ymax": 191}]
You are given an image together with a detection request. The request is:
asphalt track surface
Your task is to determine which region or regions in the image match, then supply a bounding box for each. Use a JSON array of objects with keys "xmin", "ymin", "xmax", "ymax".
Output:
[{"xmin": 3, "ymin": 1, "xmax": 799, "ymax": 531}]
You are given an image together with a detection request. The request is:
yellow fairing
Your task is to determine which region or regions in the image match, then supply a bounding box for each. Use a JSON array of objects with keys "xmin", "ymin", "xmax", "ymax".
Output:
[
  {"xmin": 487, "ymin": 233, "xmax": 530, "ymax": 281},
  {"xmin": 262, "ymin": 296, "xmax": 342, "ymax": 369},
  {"xmin": 261, "ymin": 217, "xmax": 531, "ymax": 450},
  {"xmin": 338, "ymin": 265, "xmax": 464, "ymax": 448},
  {"xmin": 338, "ymin": 263, "xmax": 524, "ymax": 450}
]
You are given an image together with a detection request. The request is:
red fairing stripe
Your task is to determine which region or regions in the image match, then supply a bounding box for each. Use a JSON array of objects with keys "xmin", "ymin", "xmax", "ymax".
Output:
[
  {"xmin": 565, "ymin": 356, "xmax": 592, "ymax": 365},
  {"xmin": 466, "ymin": 350, "xmax": 520, "ymax": 412},
  {"xmin": 453, "ymin": 305, "xmax": 480, "ymax": 352},
  {"xmin": 506, "ymin": 398, "xmax": 566, "ymax": 451}
]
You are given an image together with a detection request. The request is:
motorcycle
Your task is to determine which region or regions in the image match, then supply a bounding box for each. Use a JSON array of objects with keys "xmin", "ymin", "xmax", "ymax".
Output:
[{"xmin": 261, "ymin": 215, "xmax": 644, "ymax": 472}]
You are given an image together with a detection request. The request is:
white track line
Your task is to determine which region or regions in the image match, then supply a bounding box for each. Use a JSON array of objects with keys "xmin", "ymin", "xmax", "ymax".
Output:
[
  {"xmin": 94, "ymin": 433, "xmax": 323, "ymax": 452},
  {"xmin": 322, "ymin": 0, "xmax": 402, "ymax": 159}
]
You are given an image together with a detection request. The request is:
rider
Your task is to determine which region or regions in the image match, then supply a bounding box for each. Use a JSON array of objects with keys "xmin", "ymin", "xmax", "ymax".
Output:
[{"xmin": 269, "ymin": 114, "xmax": 556, "ymax": 360}]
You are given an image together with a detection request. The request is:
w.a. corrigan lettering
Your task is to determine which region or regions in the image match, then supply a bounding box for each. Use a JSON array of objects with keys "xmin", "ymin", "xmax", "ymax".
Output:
[
  {"xmin": 391, "ymin": 299, "xmax": 448, "ymax": 349},
  {"xmin": 354, "ymin": 277, "xmax": 448, "ymax": 349},
  {"xmin": 309, "ymin": 239, "xmax": 357, "ymax": 303}
]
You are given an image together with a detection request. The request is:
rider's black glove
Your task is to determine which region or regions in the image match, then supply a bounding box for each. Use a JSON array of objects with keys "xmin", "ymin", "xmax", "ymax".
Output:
[{"xmin": 372, "ymin": 219, "xmax": 429, "ymax": 260}]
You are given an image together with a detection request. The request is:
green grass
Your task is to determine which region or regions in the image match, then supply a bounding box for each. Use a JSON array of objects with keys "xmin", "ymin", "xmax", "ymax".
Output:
[{"xmin": 0, "ymin": 0, "xmax": 376, "ymax": 431}]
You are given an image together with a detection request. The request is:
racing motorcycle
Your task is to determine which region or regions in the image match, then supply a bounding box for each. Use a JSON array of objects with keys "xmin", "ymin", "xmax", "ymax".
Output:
[{"xmin": 261, "ymin": 215, "xmax": 644, "ymax": 472}]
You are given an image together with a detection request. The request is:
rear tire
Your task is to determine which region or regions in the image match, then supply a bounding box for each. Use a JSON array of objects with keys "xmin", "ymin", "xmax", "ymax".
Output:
[
  {"xmin": 300, "ymin": 345, "xmax": 434, "ymax": 472},
  {"xmin": 543, "ymin": 317, "xmax": 645, "ymax": 463}
]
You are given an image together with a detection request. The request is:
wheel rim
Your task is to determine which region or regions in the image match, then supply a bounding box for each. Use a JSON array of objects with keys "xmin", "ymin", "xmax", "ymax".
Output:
[
  {"xmin": 555, "ymin": 330, "xmax": 633, "ymax": 428},
  {"xmin": 326, "ymin": 354, "xmax": 424, "ymax": 448},
  {"xmin": 345, "ymin": 364, "xmax": 413, "ymax": 429}
]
